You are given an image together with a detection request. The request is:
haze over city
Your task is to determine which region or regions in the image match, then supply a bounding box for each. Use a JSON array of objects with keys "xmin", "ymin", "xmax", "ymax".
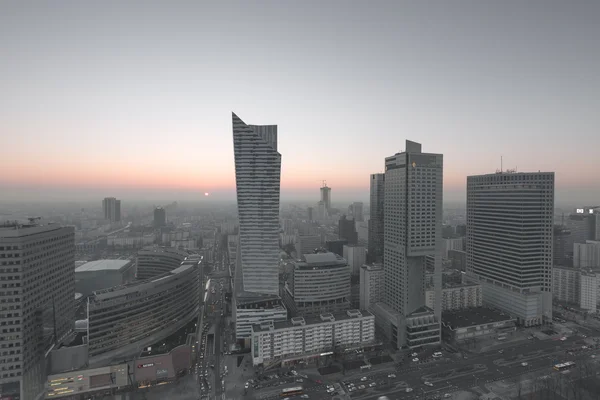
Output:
[{"xmin": 2, "ymin": 1, "xmax": 599, "ymax": 205}]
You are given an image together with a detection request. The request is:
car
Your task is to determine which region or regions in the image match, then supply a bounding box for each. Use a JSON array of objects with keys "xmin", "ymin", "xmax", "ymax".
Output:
[
  {"xmin": 300, "ymin": 395, "xmax": 309, "ymax": 399},
  {"xmin": 561, "ymin": 337, "xmax": 567, "ymax": 341},
  {"xmin": 412, "ymin": 358, "xmax": 419, "ymax": 362},
  {"xmin": 424, "ymin": 381, "xmax": 434, "ymax": 387},
  {"xmin": 521, "ymin": 362, "xmax": 528, "ymax": 367},
  {"xmin": 444, "ymin": 394, "xmax": 452, "ymax": 398},
  {"xmin": 388, "ymin": 373, "xmax": 396, "ymax": 378},
  {"xmin": 369, "ymin": 382, "xmax": 376, "ymax": 387},
  {"xmin": 358, "ymin": 385, "xmax": 366, "ymax": 390},
  {"xmin": 360, "ymin": 377, "xmax": 368, "ymax": 382},
  {"xmin": 433, "ymin": 352, "xmax": 443, "ymax": 357},
  {"xmin": 411, "ymin": 352, "xmax": 418, "ymax": 357},
  {"xmin": 499, "ymin": 350, "xmax": 504, "ymax": 354},
  {"xmin": 406, "ymin": 388, "xmax": 413, "ymax": 393},
  {"xmin": 348, "ymin": 387, "xmax": 355, "ymax": 392}
]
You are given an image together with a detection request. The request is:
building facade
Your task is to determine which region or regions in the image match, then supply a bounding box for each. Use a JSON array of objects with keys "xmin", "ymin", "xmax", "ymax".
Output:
[
  {"xmin": 359, "ymin": 264, "xmax": 384, "ymax": 310},
  {"xmin": 233, "ymin": 112, "xmax": 281, "ymax": 295},
  {"xmin": 153, "ymin": 207, "xmax": 166, "ymax": 228},
  {"xmin": 251, "ymin": 310, "xmax": 375, "ymax": 367},
  {"xmin": 553, "ymin": 226, "xmax": 572, "ymax": 266},
  {"xmin": 425, "ymin": 283, "xmax": 482, "ymax": 311},
  {"xmin": 102, "ymin": 197, "xmax": 121, "ymax": 222},
  {"xmin": 349, "ymin": 202, "xmax": 364, "ymax": 222},
  {"xmin": 580, "ymin": 272, "xmax": 598, "ymax": 313},
  {"xmin": 75, "ymin": 259, "xmax": 136, "ymax": 297},
  {"xmin": 573, "ymin": 241, "xmax": 600, "ymax": 268},
  {"xmin": 295, "ymin": 234, "xmax": 322, "ymax": 257},
  {"xmin": 136, "ymin": 246, "xmax": 190, "ymax": 280},
  {"xmin": 466, "ymin": 171, "xmax": 554, "ymax": 326},
  {"xmin": 320, "ymin": 184, "xmax": 332, "ymax": 212},
  {"xmin": 553, "ymin": 266, "xmax": 581, "ymax": 304},
  {"xmin": 343, "ymin": 245, "xmax": 366, "ymax": 276},
  {"xmin": 284, "ymin": 252, "xmax": 350, "ymax": 317},
  {"xmin": 339, "ymin": 215, "xmax": 358, "ymax": 245},
  {"xmin": 0, "ymin": 224, "xmax": 75, "ymax": 400}
]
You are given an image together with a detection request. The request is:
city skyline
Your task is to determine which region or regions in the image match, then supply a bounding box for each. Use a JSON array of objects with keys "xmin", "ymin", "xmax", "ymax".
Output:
[{"xmin": 2, "ymin": 1, "xmax": 600, "ymax": 204}]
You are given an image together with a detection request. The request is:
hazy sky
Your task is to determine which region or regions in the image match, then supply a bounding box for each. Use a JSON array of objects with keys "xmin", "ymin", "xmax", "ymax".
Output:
[{"xmin": 1, "ymin": 1, "xmax": 599, "ymax": 204}]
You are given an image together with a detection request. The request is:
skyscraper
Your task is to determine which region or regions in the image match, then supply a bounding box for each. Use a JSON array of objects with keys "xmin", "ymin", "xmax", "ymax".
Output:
[
  {"xmin": 153, "ymin": 206, "xmax": 166, "ymax": 228},
  {"xmin": 0, "ymin": 223, "xmax": 75, "ymax": 400},
  {"xmin": 348, "ymin": 202, "xmax": 364, "ymax": 222},
  {"xmin": 339, "ymin": 215, "xmax": 358, "ymax": 245},
  {"xmin": 466, "ymin": 171, "xmax": 554, "ymax": 326},
  {"xmin": 372, "ymin": 140, "xmax": 443, "ymax": 349},
  {"xmin": 232, "ymin": 112, "xmax": 281, "ymax": 295},
  {"xmin": 320, "ymin": 183, "xmax": 331, "ymax": 212},
  {"xmin": 102, "ymin": 197, "xmax": 121, "ymax": 222},
  {"xmin": 368, "ymin": 173, "xmax": 385, "ymax": 263}
]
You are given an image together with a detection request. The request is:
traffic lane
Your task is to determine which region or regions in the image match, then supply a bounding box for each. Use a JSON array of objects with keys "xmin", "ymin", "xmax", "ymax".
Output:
[{"xmin": 214, "ymin": 314, "xmax": 223, "ymax": 396}]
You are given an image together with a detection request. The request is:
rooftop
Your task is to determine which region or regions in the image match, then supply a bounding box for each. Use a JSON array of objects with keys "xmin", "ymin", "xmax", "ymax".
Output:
[
  {"xmin": 299, "ymin": 252, "xmax": 347, "ymax": 267},
  {"xmin": 0, "ymin": 224, "xmax": 70, "ymax": 239},
  {"xmin": 75, "ymin": 259, "xmax": 133, "ymax": 273},
  {"xmin": 252, "ymin": 309, "xmax": 373, "ymax": 333},
  {"xmin": 442, "ymin": 307, "xmax": 514, "ymax": 329}
]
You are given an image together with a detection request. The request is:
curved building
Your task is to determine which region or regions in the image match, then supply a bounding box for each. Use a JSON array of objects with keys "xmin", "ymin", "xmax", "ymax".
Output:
[
  {"xmin": 87, "ymin": 263, "xmax": 200, "ymax": 359},
  {"xmin": 284, "ymin": 252, "xmax": 351, "ymax": 316},
  {"xmin": 136, "ymin": 246, "xmax": 190, "ymax": 280}
]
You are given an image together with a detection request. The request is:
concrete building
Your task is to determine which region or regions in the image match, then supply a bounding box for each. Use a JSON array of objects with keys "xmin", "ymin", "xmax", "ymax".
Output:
[
  {"xmin": 553, "ymin": 226, "xmax": 572, "ymax": 266},
  {"xmin": 251, "ymin": 310, "xmax": 375, "ymax": 367},
  {"xmin": 448, "ymin": 249, "xmax": 466, "ymax": 271},
  {"xmin": 316, "ymin": 201, "xmax": 328, "ymax": 221},
  {"xmin": 326, "ymin": 239, "xmax": 348, "ymax": 257},
  {"xmin": 343, "ymin": 244, "xmax": 366, "ymax": 276},
  {"xmin": 107, "ymin": 233, "xmax": 154, "ymax": 248},
  {"xmin": 283, "ymin": 252, "xmax": 350, "ymax": 317},
  {"xmin": 442, "ymin": 238, "xmax": 464, "ymax": 258},
  {"xmin": 359, "ymin": 264, "xmax": 384, "ymax": 310},
  {"xmin": 348, "ymin": 202, "xmax": 364, "ymax": 222},
  {"xmin": 371, "ymin": 140, "xmax": 442, "ymax": 350},
  {"xmin": 295, "ymin": 234, "xmax": 322, "ymax": 256},
  {"xmin": 580, "ymin": 271, "xmax": 598, "ymax": 313},
  {"xmin": 75, "ymin": 259, "xmax": 136, "ymax": 297},
  {"xmin": 466, "ymin": 171, "xmax": 554, "ymax": 326},
  {"xmin": 153, "ymin": 206, "xmax": 166, "ymax": 228},
  {"xmin": 566, "ymin": 212, "xmax": 596, "ymax": 248},
  {"xmin": 233, "ymin": 300, "xmax": 288, "ymax": 341},
  {"xmin": 87, "ymin": 263, "xmax": 200, "ymax": 361},
  {"xmin": 553, "ymin": 266, "xmax": 581, "ymax": 305},
  {"xmin": 320, "ymin": 184, "xmax": 332, "ymax": 212},
  {"xmin": 442, "ymin": 307, "xmax": 516, "ymax": 342},
  {"xmin": 573, "ymin": 241, "xmax": 600, "ymax": 268},
  {"xmin": 232, "ymin": 112, "xmax": 280, "ymax": 295},
  {"xmin": 46, "ymin": 364, "xmax": 129, "ymax": 399},
  {"xmin": 0, "ymin": 223, "xmax": 75, "ymax": 400},
  {"xmin": 338, "ymin": 215, "xmax": 358, "ymax": 245},
  {"xmin": 307, "ymin": 207, "xmax": 314, "ymax": 222},
  {"xmin": 136, "ymin": 246, "xmax": 190, "ymax": 280},
  {"xmin": 368, "ymin": 174, "xmax": 385, "ymax": 264},
  {"xmin": 227, "ymin": 235, "xmax": 238, "ymax": 263},
  {"xmin": 425, "ymin": 283, "xmax": 482, "ymax": 311},
  {"xmin": 102, "ymin": 197, "xmax": 121, "ymax": 222}
]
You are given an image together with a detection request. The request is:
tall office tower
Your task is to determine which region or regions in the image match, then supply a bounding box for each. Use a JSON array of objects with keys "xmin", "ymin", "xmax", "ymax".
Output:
[
  {"xmin": 0, "ymin": 223, "xmax": 75, "ymax": 400},
  {"xmin": 316, "ymin": 201, "xmax": 328, "ymax": 220},
  {"xmin": 368, "ymin": 173, "xmax": 385, "ymax": 263},
  {"xmin": 348, "ymin": 202, "xmax": 364, "ymax": 222},
  {"xmin": 232, "ymin": 113, "xmax": 287, "ymax": 342},
  {"xmin": 466, "ymin": 171, "xmax": 554, "ymax": 326},
  {"xmin": 153, "ymin": 206, "xmax": 166, "ymax": 228},
  {"xmin": 102, "ymin": 197, "xmax": 121, "ymax": 222},
  {"xmin": 372, "ymin": 140, "xmax": 443, "ymax": 349},
  {"xmin": 339, "ymin": 215, "xmax": 358, "ymax": 245},
  {"xmin": 553, "ymin": 226, "xmax": 572, "ymax": 266},
  {"xmin": 320, "ymin": 183, "xmax": 331, "ymax": 212},
  {"xmin": 307, "ymin": 207, "xmax": 314, "ymax": 222}
]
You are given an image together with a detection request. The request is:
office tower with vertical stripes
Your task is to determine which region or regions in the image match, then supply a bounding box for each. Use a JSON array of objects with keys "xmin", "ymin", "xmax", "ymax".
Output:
[
  {"xmin": 466, "ymin": 171, "xmax": 554, "ymax": 326},
  {"xmin": 368, "ymin": 173, "xmax": 385, "ymax": 263}
]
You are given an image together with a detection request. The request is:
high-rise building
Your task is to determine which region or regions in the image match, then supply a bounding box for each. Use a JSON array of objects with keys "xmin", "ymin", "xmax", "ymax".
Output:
[
  {"xmin": 153, "ymin": 206, "xmax": 166, "ymax": 228},
  {"xmin": 320, "ymin": 183, "xmax": 331, "ymax": 212},
  {"xmin": 573, "ymin": 241, "xmax": 600, "ymax": 268},
  {"xmin": 360, "ymin": 264, "xmax": 384, "ymax": 310},
  {"xmin": 553, "ymin": 226, "xmax": 572, "ymax": 266},
  {"xmin": 0, "ymin": 223, "xmax": 75, "ymax": 400},
  {"xmin": 348, "ymin": 202, "xmax": 364, "ymax": 222},
  {"xmin": 102, "ymin": 197, "xmax": 121, "ymax": 222},
  {"xmin": 466, "ymin": 171, "xmax": 554, "ymax": 326},
  {"xmin": 231, "ymin": 112, "xmax": 286, "ymax": 342},
  {"xmin": 339, "ymin": 215, "xmax": 358, "ymax": 245},
  {"xmin": 368, "ymin": 173, "xmax": 385, "ymax": 263},
  {"xmin": 295, "ymin": 234, "xmax": 322, "ymax": 256},
  {"xmin": 307, "ymin": 207, "xmax": 314, "ymax": 222},
  {"xmin": 553, "ymin": 266, "xmax": 581, "ymax": 304},
  {"xmin": 232, "ymin": 112, "xmax": 280, "ymax": 295},
  {"xmin": 580, "ymin": 271, "xmax": 598, "ymax": 313},
  {"xmin": 343, "ymin": 244, "xmax": 366, "ymax": 276},
  {"xmin": 372, "ymin": 140, "xmax": 443, "ymax": 349}
]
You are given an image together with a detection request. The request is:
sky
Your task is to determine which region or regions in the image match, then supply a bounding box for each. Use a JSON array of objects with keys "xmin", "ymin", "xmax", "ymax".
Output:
[{"xmin": 1, "ymin": 1, "xmax": 599, "ymax": 205}]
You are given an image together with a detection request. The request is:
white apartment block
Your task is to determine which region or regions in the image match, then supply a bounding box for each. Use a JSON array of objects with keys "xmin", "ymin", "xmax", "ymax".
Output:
[
  {"xmin": 574, "ymin": 241, "xmax": 600, "ymax": 268},
  {"xmin": 580, "ymin": 272, "xmax": 598, "ymax": 313},
  {"xmin": 466, "ymin": 171, "xmax": 554, "ymax": 326},
  {"xmin": 552, "ymin": 266, "xmax": 581, "ymax": 304},
  {"xmin": 360, "ymin": 264, "xmax": 384, "ymax": 310},
  {"xmin": 425, "ymin": 283, "xmax": 482, "ymax": 311},
  {"xmin": 343, "ymin": 245, "xmax": 366, "ymax": 276},
  {"xmin": 251, "ymin": 310, "xmax": 375, "ymax": 366}
]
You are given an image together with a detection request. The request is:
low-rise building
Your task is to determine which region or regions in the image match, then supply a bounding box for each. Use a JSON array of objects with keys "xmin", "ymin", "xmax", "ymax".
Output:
[
  {"xmin": 251, "ymin": 310, "xmax": 375, "ymax": 367},
  {"xmin": 425, "ymin": 282, "xmax": 482, "ymax": 311},
  {"xmin": 442, "ymin": 307, "xmax": 516, "ymax": 342}
]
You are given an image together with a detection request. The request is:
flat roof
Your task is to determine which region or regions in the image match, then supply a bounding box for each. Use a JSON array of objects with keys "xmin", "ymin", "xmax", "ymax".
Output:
[
  {"xmin": 442, "ymin": 307, "xmax": 514, "ymax": 329},
  {"xmin": 252, "ymin": 309, "xmax": 373, "ymax": 333},
  {"xmin": 299, "ymin": 252, "xmax": 346, "ymax": 267},
  {"xmin": 75, "ymin": 259, "xmax": 132, "ymax": 273},
  {"xmin": 0, "ymin": 224, "xmax": 70, "ymax": 239}
]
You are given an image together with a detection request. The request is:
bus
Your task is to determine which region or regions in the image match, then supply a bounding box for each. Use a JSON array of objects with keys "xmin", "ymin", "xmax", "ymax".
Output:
[
  {"xmin": 553, "ymin": 361, "xmax": 576, "ymax": 371},
  {"xmin": 281, "ymin": 386, "xmax": 303, "ymax": 397}
]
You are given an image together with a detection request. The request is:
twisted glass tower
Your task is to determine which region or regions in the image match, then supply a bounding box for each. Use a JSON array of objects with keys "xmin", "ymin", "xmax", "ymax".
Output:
[{"xmin": 232, "ymin": 112, "xmax": 281, "ymax": 295}]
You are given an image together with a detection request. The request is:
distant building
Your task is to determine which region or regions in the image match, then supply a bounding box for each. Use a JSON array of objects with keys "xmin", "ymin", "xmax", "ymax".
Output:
[
  {"xmin": 448, "ymin": 249, "xmax": 466, "ymax": 271},
  {"xmin": 295, "ymin": 234, "xmax": 322, "ymax": 256},
  {"xmin": 566, "ymin": 212, "xmax": 596, "ymax": 247},
  {"xmin": 251, "ymin": 310, "xmax": 375, "ymax": 367},
  {"xmin": 573, "ymin": 241, "xmax": 600, "ymax": 268},
  {"xmin": 307, "ymin": 207, "xmax": 314, "ymax": 222},
  {"xmin": 368, "ymin": 173, "xmax": 385, "ymax": 263},
  {"xmin": 553, "ymin": 266, "xmax": 581, "ymax": 305},
  {"xmin": 343, "ymin": 244, "xmax": 366, "ymax": 276},
  {"xmin": 348, "ymin": 202, "xmax": 364, "ymax": 222},
  {"xmin": 0, "ymin": 224, "xmax": 75, "ymax": 400},
  {"xmin": 283, "ymin": 252, "xmax": 350, "ymax": 317},
  {"xmin": 466, "ymin": 171, "xmax": 554, "ymax": 326},
  {"xmin": 102, "ymin": 197, "xmax": 121, "ymax": 222},
  {"xmin": 153, "ymin": 206, "xmax": 166, "ymax": 228},
  {"xmin": 425, "ymin": 283, "xmax": 482, "ymax": 311},
  {"xmin": 75, "ymin": 259, "xmax": 136, "ymax": 296},
  {"xmin": 326, "ymin": 239, "xmax": 348, "ymax": 257},
  {"xmin": 442, "ymin": 238, "xmax": 464, "ymax": 258},
  {"xmin": 339, "ymin": 215, "xmax": 358, "ymax": 245},
  {"xmin": 553, "ymin": 225, "xmax": 572, "ymax": 266},
  {"xmin": 320, "ymin": 184, "xmax": 332, "ymax": 212},
  {"xmin": 360, "ymin": 264, "xmax": 384, "ymax": 310},
  {"xmin": 455, "ymin": 224, "xmax": 467, "ymax": 237}
]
